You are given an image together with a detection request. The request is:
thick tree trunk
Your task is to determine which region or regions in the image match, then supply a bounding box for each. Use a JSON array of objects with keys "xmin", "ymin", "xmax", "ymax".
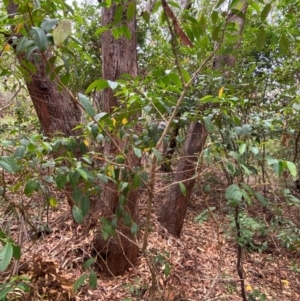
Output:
[
  {"xmin": 22, "ymin": 54, "xmax": 81, "ymax": 136},
  {"xmin": 93, "ymin": 1, "xmax": 139, "ymax": 276},
  {"xmin": 6, "ymin": 1, "xmax": 81, "ymax": 137},
  {"xmin": 159, "ymin": 0, "xmax": 249, "ymax": 237}
]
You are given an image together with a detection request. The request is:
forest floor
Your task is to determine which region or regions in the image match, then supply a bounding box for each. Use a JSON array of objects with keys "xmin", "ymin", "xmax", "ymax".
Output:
[{"xmin": 1, "ymin": 170, "xmax": 300, "ymax": 301}]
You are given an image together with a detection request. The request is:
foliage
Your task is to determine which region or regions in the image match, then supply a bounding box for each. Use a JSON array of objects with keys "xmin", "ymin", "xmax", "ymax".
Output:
[{"xmin": 1, "ymin": 0, "xmax": 300, "ymax": 299}]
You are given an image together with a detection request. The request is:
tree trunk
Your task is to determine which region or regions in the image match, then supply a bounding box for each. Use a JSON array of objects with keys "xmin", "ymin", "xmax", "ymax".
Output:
[
  {"xmin": 93, "ymin": 1, "xmax": 139, "ymax": 276},
  {"xmin": 6, "ymin": 1, "xmax": 81, "ymax": 137},
  {"xmin": 159, "ymin": 0, "xmax": 249, "ymax": 237},
  {"xmin": 159, "ymin": 122, "xmax": 208, "ymax": 236}
]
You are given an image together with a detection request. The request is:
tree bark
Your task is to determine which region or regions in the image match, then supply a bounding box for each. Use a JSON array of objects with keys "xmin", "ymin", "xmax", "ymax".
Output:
[
  {"xmin": 6, "ymin": 1, "xmax": 81, "ymax": 137},
  {"xmin": 159, "ymin": 0, "xmax": 249, "ymax": 237},
  {"xmin": 93, "ymin": 0, "xmax": 139, "ymax": 276},
  {"xmin": 159, "ymin": 122, "xmax": 208, "ymax": 236}
]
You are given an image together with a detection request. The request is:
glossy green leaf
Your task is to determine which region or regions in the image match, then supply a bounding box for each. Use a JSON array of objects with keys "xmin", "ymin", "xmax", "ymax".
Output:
[
  {"xmin": 83, "ymin": 258, "xmax": 95, "ymax": 270},
  {"xmin": 260, "ymin": 3, "xmax": 272, "ymax": 22},
  {"xmin": 0, "ymin": 243, "xmax": 13, "ymax": 271},
  {"xmin": 211, "ymin": 11, "xmax": 218, "ymax": 24},
  {"xmin": 181, "ymin": 69, "xmax": 191, "ymax": 84},
  {"xmin": 16, "ymin": 37, "xmax": 34, "ymax": 53},
  {"xmin": 287, "ymin": 161, "xmax": 297, "ymax": 177},
  {"xmin": 72, "ymin": 206, "xmax": 84, "ymax": 224},
  {"xmin": 86, "ymin": 79, "xmax": 109, "ymax": 93},
  {"xmin": 204, "ymin": 117, "xmax": 215, "ymax": 133},
  {"xmin": 279, "ymin": 33, "xmax": 289, "ymax": 55},
  {"xmin": 239, "ymin": 143, "xmax": 246, "ymax": 154},
  {"xmin": 73, "ymin": 274, "xmax": 88, "ymax": 291},
  {"xmin": 133, "ymin": 147, "xmax": 142, "ymax": 158},
  {"xmin": 225, "ymin": 184, "xmax": 242, "ymax": 202},
  {"xmin": 81, "ymin": 196, "xmax": 90, "ymax": 217},
  {"xmin": 212, "ymin": 26, "xmax": 220, "ymax": 41},
  {"xmin": 168, "ymin": 73, "xmax": 182, "ymax": 89},
  {"xmin": 179, "ymin": 182, "xmax": 186, "ymax": 196},
  {"xmin": 78, "ymin": 93, "xmax": 96, "ymax": 118},
  {"xmin": 24, "ymin": 179, "xmax": 39, "ymax": 196},
  {"xmin": 107, "ymin": 80, "xmax": 118, "ymax": 90},
  {"xmin": 0, "ymin": 156, "xmax": 19, "ymax": 173},
  {"xmin": 30, "ymin": 27, "xmax": 48, "ymax": 51},
  {"xmin": 131, "ymin": 222, "xmax": 139, "ymax": 235},
  {"xmin": 256, "ymin": 27, "xmax": 266, "ymax": 50},
  {"xmin": 127, "ymin": 1, "xmax": 136, "ymax": 20},
  {"xmin": 89, "ymin": 270, "xmax": 97, "ymax": 289},
  {"xmin": 41, "ymin": 18, "xmax": 59, "ymax": 33}
]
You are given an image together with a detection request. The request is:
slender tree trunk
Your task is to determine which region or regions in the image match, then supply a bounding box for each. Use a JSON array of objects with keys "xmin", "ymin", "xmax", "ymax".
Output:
[
  {"xmin": 6, "ymin": 1, "xmax": 81, "ymax": 137},
  {"xmin": 93, "ymin": 0, "xmax": 140, "ymax": 276},
  {"xmin": 159, "ymin": 0, "xmax": 249, "ymax": 236},
  {"xmin": 159, "ymin": 122, "xmax": 208, "ymax": 236}
]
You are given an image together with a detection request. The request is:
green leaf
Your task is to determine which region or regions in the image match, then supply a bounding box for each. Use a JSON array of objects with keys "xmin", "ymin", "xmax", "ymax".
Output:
[
  {"xmin": 133, "ymin": 147, "xmax": 142, "ymax": 158},
  {"xmin": 131, "ymin": 222, "xmax": 139, "ymax": 235},
  {"xmin": 53, "ymin": 19, "xmax": 72, "ymax": 46},
  {"xmin": 113, "ymin": 5, "xmax": 123, "ymax": 24},
  {"xmin": 30, "ymin": 27, "xmax": 47, "ymax": 52},
  {"xmin": 127, "ymin": 1, "xmax": 136, "ymax": 20},
  {"xmin": 86, "ymin": 79, "xmax": 109, "ymax": 94},
  {"xmin": 0, "ymin": 243, "xmax": 13, "ymax": 271},
  {"xmin": 279, "ymin": 33, "xmax": 289, "ymax": 55},
  {"xmin": 181, "ymin": 69, "xmax": 190, "ymax": 84},
  {"xmin": 83, "ymin": 258, "xmax": 95, "ymax": 270},
  {"xmin": 77, "ymin": 168, "xmax": 88, "ymax": 181},
  {"xmin": 12, "ymin": 245, "xmax": 21, "ymax": 260},
  {"xmin": 254, "ymin": 191, "xmax": 268, "ymax": 206},
  {"xmin": 25, "ymin": 45, "xmax": 38, "ymax": 60},
  {"xmin": 152, "ymin": 148, "xmax": 162, "ymax": 161},
  {"xmin": 287, "ymin": 161, "xmax": 297, "ymax": 177},
  {"xmin": 211, "ymin": 11, "xmax": 218, "ymax": 24},
  {"xmin": 0, "ymin": 285, "xmax": 14, "ymax": 299},
  {"xmin": 55, "ymin": 173, "xmax": 68, "ymax": 189},
  {"xmin": 133, "ymin": 173, "xmax": 140, "ymax": 188},
  {"xmin": 78, "ymin": 93, "xmax": 96, "ymax": 118},
  {"xmin": 123, "ymin": 212, "xmax": 132, "ymax": 227},
  {"xmin": 72, "ymin": 206, "xmax": 84, "ymax": 224},
  {"xmin": 225, "ymin": 184, "xmax": 242, "ymax": 202},
  {"xmin": 24, "ymin": 179, "xmax": 39, "ymax": 196},
  {"xmin": 204, "ymin": 117, "xmax": 215, "ymax": 133},
  {"xmin": 260, "ymin": 3, "xmax": 272, "ymax": 22},
  {"xmin": 0, "ymin": 156, "xmax": 20, "ymax": 173},
  {"xmin": 216, "ymin": 0, "xmax": 226, "ymax": 9},
  {"xmin": 168, "ymin": 73, "xmax": 182, "ymax": 89},
  {"xmin": 80, "ymin": 196, "xmax": 90, "ymax": 217},
  {"xmin": 95, "ymin": 26, "xmax": 109, "ymax": 36},
  {"xmin": 89, "ymin": 270, "xmax": 97, "ymax": 289},
  {"xmin": 212, "ymin": 25, "xmax": 220, "ymax": 41},
  {"xmin": 164, "ymin": 263, "xmax": 171, "ymax": 278},
  {"xmin": 107, "ymin": 80, "xmax": 118, "ymax": 90},
  {"xmin": 41, "ymin": 17, "xmax": 59, "ymax": 33},
  {"xmin": 16, "ymin": 37, "xmax": 34, "ymax": 53},
  {"xmin": 73, "ymin": 274, "xmax": 88, "ymax": 291},
  {"xmin": 256, "ymin": 27, "xmax": 266, "ymax": 50},
  {"xmin": 250, "ymin": 2, "xmax": 260, "ymax": 13},
  {"xmin": 179, "ymin": 182, "xmax": 186, "ymax": 196},
  {"xmin": 239, "ymin": 143, "xmax": 246, "ymax": 154}
]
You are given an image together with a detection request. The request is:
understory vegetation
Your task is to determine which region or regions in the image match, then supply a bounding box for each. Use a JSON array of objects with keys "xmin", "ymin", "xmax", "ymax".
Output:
[{"xmin": 1, "ymin": 0, "xmax": 300, "ymax": 300}]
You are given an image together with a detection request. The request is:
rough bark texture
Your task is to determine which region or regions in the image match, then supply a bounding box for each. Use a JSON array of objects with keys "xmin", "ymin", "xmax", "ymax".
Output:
[
  {"xmin": 158, "ymin": 122, "xmax": 208, "ymax": 236},
  {"xmin": 23, "ymin": 54, "xmax": 81, "ymax": 136},
  {"xmin": 93, "ymin": 1, "xmax": 139, "ymax": 276},
  {"xmin": 159, "ymin": 1, "xmax": 249, "ymax": 237},
  {"xmin": 7, "ymin": 1, "xmax": 81, "ymax": 137}
]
